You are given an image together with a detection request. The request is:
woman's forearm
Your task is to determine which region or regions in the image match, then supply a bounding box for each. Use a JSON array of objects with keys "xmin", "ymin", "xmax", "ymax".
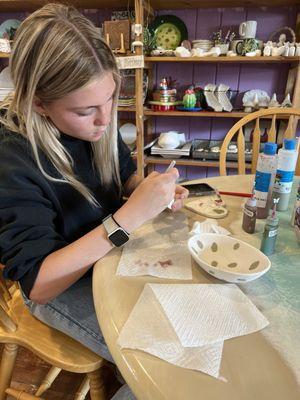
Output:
[{"xmin": 29, "ymin": 224, "xmax": 113, "ymax": 304}]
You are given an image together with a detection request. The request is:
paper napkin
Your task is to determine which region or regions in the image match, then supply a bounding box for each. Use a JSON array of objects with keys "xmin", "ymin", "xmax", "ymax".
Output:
[
  {"xmin": 189, "ymin": 218, "xmax": 231, "ymax": 236},
  {"xmin": 116, "ymin": 213, "xmax": 192, "ymax": 280},
  {"xmin": 118, "ymin": 284, "xmax": 224, "ymax": 378},
  {"xmin": 118, "ymin": 283, "xmax": 269, "ymax": 379}
]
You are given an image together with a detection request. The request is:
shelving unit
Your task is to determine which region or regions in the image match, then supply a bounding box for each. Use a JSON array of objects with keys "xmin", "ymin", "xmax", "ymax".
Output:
[
  {"xmin": 145, "ymin": 56, "xmax": 300, "ymax": 63},
  {"xmin": 1, "ymin": 0, "xmax": 299, "ymax": 178},
  {"xmin": 130, "ymin": 0, "xmax": 300, "ymax": 178}
]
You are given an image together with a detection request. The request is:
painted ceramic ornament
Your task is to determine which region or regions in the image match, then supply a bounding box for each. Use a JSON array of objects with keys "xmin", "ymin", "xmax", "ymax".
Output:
[
  {"xmin": 175, "ymin": 46, "xmax": 191, "ymax": 57},
  {"xmin": 288, "ymin": 45, "xmax": 296, "ymax": 57},
  {"xmin": 263, "ymin": 45, "xmax": 272, "ymax": 56},
  {"xmin": 268, "ymin": 93, "xmax": 280, "ymax": 108},
  {"xmin": 183, "ymin": 89, "xmax": 197, "ymax": 109},
  {"xmin": 281, "ymin": 93, "xmax": 292, "ymax": 108}
]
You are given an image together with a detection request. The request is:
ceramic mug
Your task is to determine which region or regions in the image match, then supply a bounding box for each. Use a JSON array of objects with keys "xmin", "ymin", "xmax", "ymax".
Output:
[
  {"xmin": 231, "ymin": 39, "xmax": 262, "ymax": 55},
  {"xmin": 239, "ymin": 21, "xmax": 257, "ymax": 39}
]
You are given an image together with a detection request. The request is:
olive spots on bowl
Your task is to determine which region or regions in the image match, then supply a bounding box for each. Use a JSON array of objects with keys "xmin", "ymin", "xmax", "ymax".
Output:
[
  {"xmin": 233, "ymin": 243, "xmax": 240, "ymax": 250},
  {"xmin": 192, "ymin": 246, "xmax": 198, "ymax": 255},
  {"xmin": 249, "ymin": 261, "xmax": 260, "ymax": 270},
  {"xmin": 211, "ymin": 242, "xmax": 218, "ymax": 252},
  {"xmin": 228, "ymin": 262, "xmax": 238, "ymax": 268},
  {"xmin": 211, "ymin": 260, "xmax": 218, "ymax": 267},
  {"xmin": 197, "ymin": 240, "xmax": 204, "ymax": 250}
]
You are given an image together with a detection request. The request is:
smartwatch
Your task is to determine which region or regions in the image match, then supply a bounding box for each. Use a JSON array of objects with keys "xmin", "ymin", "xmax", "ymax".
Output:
[{"xmin": 102, "ymin": 214, "xmax": 129, "ymax": 247}]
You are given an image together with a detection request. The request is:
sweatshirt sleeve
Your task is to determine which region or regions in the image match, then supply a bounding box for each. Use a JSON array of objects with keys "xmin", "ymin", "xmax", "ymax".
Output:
[{"xmin": 0, "ymin": 139, "xmax": 67, "ymax": 297}]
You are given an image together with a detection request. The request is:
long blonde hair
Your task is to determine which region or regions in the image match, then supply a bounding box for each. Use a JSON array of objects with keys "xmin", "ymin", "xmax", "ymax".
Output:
[{"xmin": 0, "ymin": 3, "xmax": 122, "ymax": 206}]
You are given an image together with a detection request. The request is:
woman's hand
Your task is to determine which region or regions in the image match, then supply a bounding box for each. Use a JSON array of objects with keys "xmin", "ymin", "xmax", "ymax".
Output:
[
  {"xmin": 171, "ymin": 185, "xmax": 189, "ymax": 212},
  {"xmin": 114, "ymin": 168, "xmax": 179, "ymax": 233}
]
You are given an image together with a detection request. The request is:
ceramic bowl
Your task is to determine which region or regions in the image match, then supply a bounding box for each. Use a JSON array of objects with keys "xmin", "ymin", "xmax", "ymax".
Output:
[{"xmin": 188, "ymin": 233, "xmax": 271, "ymax": 283}]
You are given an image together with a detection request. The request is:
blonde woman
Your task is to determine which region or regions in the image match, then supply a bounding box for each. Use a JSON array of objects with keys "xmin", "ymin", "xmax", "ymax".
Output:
[{"xmin": 0, "ymin": 3, "xmax": 188, "ymax": 399}]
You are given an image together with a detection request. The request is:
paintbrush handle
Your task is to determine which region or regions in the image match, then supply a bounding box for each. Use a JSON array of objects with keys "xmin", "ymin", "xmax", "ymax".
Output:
[{"xmin": 218, "ymin": 191, "xmax": 252, "ymax": 198}]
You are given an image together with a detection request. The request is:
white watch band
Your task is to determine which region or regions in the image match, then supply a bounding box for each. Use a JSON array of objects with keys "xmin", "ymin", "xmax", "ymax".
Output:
[{"xmin": 102, "ymin": 214, "xmax": 119, "ymax": 234}]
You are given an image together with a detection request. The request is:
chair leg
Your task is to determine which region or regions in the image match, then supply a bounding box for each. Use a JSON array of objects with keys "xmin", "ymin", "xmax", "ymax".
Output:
[
  {"xmin": 74, "ymin": 375, "xmax": 90, "ymax": 400},
  {"xmin": 5, "ymin": 388, "xmax": 44, "ymax": 399},
  {"xmin": 0, "ymin": 343, "xmax": 18, "ymax": 400},
  {"xmin": 35, "ymin": 366, "xmax": 61, "ymax": 396},
  {"xmin": 87, "ymin": 368, "xmax": 106, "ymax": 400}
]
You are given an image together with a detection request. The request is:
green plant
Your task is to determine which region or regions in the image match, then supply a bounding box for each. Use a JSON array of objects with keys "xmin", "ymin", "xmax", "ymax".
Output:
[{"xmin": 143, "ymin": 27, "xmax": 157, "ymax": 55}]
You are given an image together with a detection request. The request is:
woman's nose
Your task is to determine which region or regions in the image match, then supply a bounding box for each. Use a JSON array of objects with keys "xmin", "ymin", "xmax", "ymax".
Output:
[{"xmin": 94, "ymin": 106, "xmax": 111, "ymax": 126}]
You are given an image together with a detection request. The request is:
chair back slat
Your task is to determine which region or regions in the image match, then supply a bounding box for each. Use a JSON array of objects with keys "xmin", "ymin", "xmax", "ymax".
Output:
[
  {"xmin": 251, "ymin": 118, "xmax": 261, "ymax": 174},
  {"xmin": 237, "ymin": 127, "xmax": 245, "ymax": 175},
  {"xmin": 284, "ymin": 115, "xmax": 296, "ymax": 139},
  {"xmin": 220, "ymin": 108, "xmax": 300, "ymax": 176},
  {"xmin": 268, "ymin": 114, "xmax": 277, "ymax": 142}
]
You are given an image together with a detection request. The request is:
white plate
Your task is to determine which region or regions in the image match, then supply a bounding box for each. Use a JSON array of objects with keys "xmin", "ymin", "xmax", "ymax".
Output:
[
  {"xmin": 188, "ymin": 233, "xmax": 271, "ymax": 283},
  {"xmin": 119, "ymin": 123, "xmax": 137, "ymax": 145}
]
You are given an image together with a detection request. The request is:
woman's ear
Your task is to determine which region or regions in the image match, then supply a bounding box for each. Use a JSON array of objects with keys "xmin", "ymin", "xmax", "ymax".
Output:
[{"xmin": 32, "ymin": 97, "xmax": 47, "ymax": 116}]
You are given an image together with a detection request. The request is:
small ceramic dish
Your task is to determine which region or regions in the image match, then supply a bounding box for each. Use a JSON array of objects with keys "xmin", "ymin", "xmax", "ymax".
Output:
[{"xmin": 188, "ymin": 233, "xmax": 271, "ymax": 283}]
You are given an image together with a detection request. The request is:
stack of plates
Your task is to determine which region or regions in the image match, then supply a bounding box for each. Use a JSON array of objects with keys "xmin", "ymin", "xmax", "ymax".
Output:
[
  {"xmin": 151, "ymin": 141, "xmax": 192, "ymax": 158},
  {"xmin": 118, "ymin": 98, "xmax": 136, "ymax": 107},
  {"xmin": 192, "ymin": 39, "xmax": 213, "ymax": 51},
  {"xmin": 0, "ymin": 67, "xmax": 14, "ymax": 101}
]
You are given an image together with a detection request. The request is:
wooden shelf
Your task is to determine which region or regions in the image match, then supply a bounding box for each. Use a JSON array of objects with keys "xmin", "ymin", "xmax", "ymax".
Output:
[
  {"xmin": 145, "ymin": 56, "xmax": 300, "ymax": 64},
  {"xmin": 144, "ymin": 110, "xmax": 247, "ymax": 118},
  {"xmin": 117, "ymin": 107, "xmax": 136, "ymax": 112},
  {"xmin": 0, "ymin": 0, "xmax": 298, "ymax": 11},
  {"xmin": 0, "ymin": 53, "xmax": 10, "ymax": 58},
  {"xmin": 143, "ymin": 156, "xmax": 252, "ymax": 170},
  {"xmin": 148, "ymin": 0, "xmax": 300, "ymax": 8},
  {"xmin": 143, "ymin": 110, "xmax": 292, "ymax": 118}
]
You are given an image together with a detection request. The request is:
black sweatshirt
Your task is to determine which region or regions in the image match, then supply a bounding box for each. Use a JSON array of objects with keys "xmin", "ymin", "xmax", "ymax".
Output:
[{"xmin": 0, "ymin": 127, "xmax": 136, "ymax": 297}]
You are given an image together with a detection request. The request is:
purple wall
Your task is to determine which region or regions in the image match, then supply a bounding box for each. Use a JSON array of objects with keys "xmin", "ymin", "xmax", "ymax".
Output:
[
  {"xmin": 153, "ymin": 6, "xmax": 299, "ymax": 178},
  {"xmin": 1, "ymin": 6, "xmax": 299, "ymax": 179}
]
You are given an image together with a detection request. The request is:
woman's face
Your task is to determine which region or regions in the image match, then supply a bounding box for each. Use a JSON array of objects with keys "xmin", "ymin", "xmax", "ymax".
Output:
[{"xmin": 38, "ymin": 72, "xmax": 116, "ymax": 141}]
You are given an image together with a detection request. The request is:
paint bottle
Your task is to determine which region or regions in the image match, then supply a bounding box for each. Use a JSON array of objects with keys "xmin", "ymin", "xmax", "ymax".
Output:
[
  {"xmin": 291, "ymin": 181, "xmax": 300, "ymax": 243},
  {"xmin": 272, "ymin": 139, "xmax": 298, "ymax": 211},
  {"xmin": 260, "ymin": 198, "xmax": 279, "ymax": 256},
  {"xmin": 290, "ymin": 181, "xmax": 300, "ymax": 226},
  {"xmin": 242, "ymin": 196, "xmax": 257, "ymax": 234},
  {"xmin": 254, "ymin": 142, "xmax": 278, "ymax": 219}
]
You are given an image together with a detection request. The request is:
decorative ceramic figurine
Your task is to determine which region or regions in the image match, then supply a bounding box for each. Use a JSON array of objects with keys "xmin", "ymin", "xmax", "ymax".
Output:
[
  {"xmin": 216, "ymin": 84, "xmax": 233, "ymax": 112},
  {"xmin": 175, "ymin": 46, "xmax": 191, "ymax": 57},
  {"xmin": 263, "ymin": 45, "xmax": 272, "ymax": 56},
  {"xmin": 204, "ymin": 84, "xmax": 222, "ymax": 112},
  {"xmin": 158, "ymin": 131, "xmax": 181, "ymax": 149},
  {"xmin": 281, "ymin": 93, "xmax": 292, "ymax": 108},
  {"xmin": 288, "ymin": 45, "xmax": 296, "ymax": 57},
  {"xmin": 268, "ymin": 93, "xmax": 280, "ymax": 108},
  {"xmin": 183, "ymin": 89, "xmax": 197, "ymax": 108}
]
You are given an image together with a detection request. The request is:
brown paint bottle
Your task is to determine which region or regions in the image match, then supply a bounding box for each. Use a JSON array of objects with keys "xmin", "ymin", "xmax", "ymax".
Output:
[{"xmin": 242, "ymin": 197, "xmax": 257, "ymax": 234}]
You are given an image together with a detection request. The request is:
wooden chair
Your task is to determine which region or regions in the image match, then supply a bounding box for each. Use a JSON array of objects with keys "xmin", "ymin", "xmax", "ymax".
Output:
[
  {"xmin": 219, "ymin": 107, "xmax": 300, "ymax": 176},
  {"xmin": 0, "ymin": 267, "xmax": 108, "ymax": 400}
]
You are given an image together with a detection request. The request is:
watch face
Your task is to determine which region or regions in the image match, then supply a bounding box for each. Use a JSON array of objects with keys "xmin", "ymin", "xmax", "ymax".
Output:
[{"xmin": 109, "ymin": 229, "xmax": 129, "ymax": 247}]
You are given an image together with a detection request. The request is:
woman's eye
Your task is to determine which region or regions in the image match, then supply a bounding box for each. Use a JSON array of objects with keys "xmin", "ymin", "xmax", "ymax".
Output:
[{"xmin": 76, "ymin": 111, "xmax": 92, "ymax": 116}]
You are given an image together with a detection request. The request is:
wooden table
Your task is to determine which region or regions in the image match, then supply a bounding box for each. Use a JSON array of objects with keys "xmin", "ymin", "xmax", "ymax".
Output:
[{"xmin": 93, "ymin": 174, "xmax": 300, "ymax": 400}]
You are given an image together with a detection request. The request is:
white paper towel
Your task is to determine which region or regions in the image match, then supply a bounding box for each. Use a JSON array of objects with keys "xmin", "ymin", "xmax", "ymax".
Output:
[
  {"xmin": 189, "ymin": 218, "xmax": 231, "ymax": 236},
  {"xmin": 117, "ymin": 285, "xmax": 224, "ymax": 378},
  {"xmin": 117, "ymin": 213, "xmax": 192, "ymax": 280},
  {"xmin": 118, "ymin": 283, "xmax": 269, "ymax": 379},
  {"xmin": 151, "ymin": 283, "xmax": 269, "ymax": 347}
]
